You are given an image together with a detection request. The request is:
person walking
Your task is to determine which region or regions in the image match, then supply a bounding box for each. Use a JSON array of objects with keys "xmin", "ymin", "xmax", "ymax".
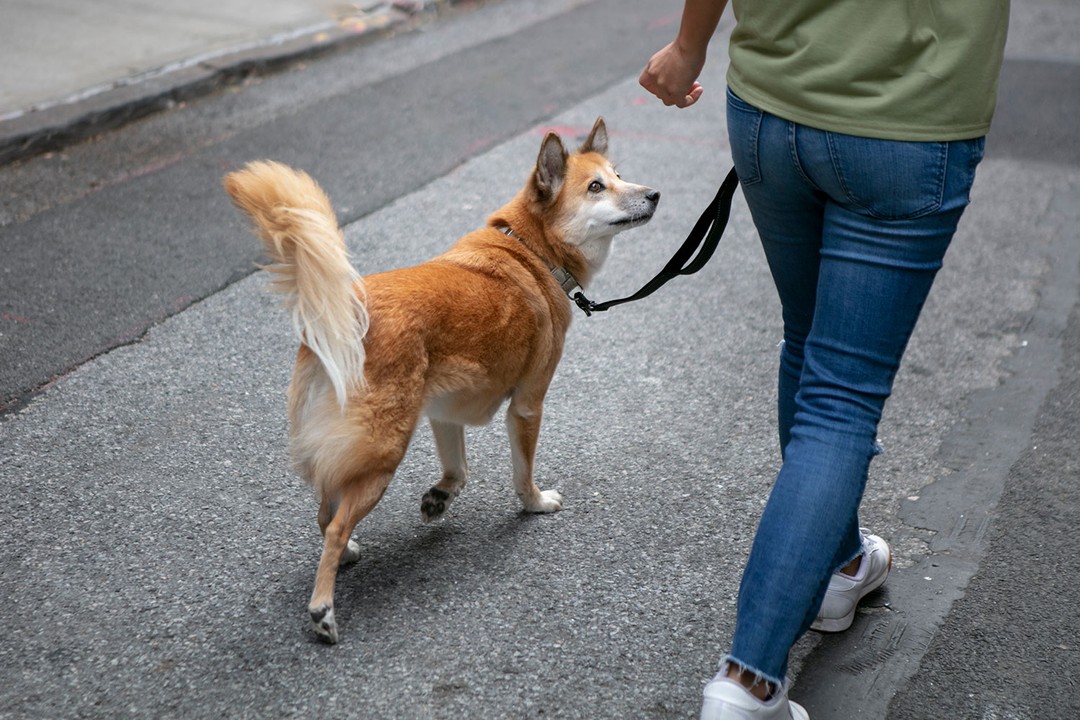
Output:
[{"xmin": 640, "ymin": 1, "xmax": 1010, "ymax": 718}]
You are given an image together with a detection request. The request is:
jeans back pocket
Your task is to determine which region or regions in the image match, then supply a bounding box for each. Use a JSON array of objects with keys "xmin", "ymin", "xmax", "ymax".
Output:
[{"xmin": 825, "ymin": 134, "xmax": 948, "ymax": 220}]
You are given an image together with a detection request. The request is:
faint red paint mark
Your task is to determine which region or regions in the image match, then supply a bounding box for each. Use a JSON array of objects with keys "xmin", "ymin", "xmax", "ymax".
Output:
[
  {"xmin": 65, "ymin": 151, "xmax": 189, "ymax": 207},
  {"xmin": 1, "ymin": 312, "xmax": 31, "ymax": 324},
  {"xmin": 461, "ymin": 136, "xmax": 499, "ymax": 158},
  {"xmin": 125, "ymin": 153, "xmax": 186, "ymax": 180},
  {"xmin": 647, "ymin": 13, "xmax": 681, "ymax": 31},
  {"xmin": 531, "ymin": 124, "xmax": 591, "ymax": 138}
]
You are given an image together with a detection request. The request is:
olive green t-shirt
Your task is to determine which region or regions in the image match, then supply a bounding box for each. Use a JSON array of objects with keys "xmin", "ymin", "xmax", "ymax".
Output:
[{"xmin": 727, "ymin": 0, "xmax": 1010, "ymax": 141}]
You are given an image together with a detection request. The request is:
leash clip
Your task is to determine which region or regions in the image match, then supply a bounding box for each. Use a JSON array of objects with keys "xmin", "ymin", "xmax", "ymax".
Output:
[{"xmin": 572, "ymin": 291, "xmax": 596, "ymax": 317}]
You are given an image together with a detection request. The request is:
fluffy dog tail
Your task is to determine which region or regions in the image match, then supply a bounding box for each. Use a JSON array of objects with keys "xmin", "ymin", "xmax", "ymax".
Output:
[{"xmin": 223, "ymin": 160, "xmax": 367, "ymax": 407}]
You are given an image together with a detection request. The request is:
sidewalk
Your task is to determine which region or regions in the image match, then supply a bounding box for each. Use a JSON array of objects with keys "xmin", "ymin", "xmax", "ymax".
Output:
[{"xmin": 0, "ymin": 0, "xmax": 462, "ymax": 165}]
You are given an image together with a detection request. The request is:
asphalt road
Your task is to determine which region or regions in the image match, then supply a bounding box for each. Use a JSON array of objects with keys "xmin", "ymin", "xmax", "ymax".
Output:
[{"xmin": 1, "ymin": 1, "xmax": 1078, "ymax": 718}]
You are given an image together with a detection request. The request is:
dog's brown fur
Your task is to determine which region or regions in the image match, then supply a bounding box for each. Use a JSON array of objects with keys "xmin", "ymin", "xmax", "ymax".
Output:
[{"xmin": 223, "ymin": 118, "xmax": 658, "ymax": 643}]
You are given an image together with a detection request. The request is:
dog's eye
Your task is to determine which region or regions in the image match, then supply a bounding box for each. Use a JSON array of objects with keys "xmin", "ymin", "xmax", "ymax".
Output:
[{"xmin": 588, "ymin": 181, "xmax": 604, "ymax": 193}]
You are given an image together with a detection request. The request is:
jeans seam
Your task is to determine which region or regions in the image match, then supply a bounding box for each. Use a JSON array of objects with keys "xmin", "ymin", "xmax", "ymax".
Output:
[
  {"xmin": 937, "ymin": 141, "xmax": 950, "ymax": 210},
  {"xmin": 727, "ymin": 88, "xmax": 764, "ymax": 186},
  {"xmin": 742, "ymin": 109, "xmax": 763, "ymax": 186},
  {"xmin": 788, "ymin": 123, "xmax": 816, "ymax": 190}
]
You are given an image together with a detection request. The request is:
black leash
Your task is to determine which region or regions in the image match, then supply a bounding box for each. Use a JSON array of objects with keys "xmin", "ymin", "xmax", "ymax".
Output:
[{"xmin": 572, "ymin": 167, "xmax": 740, "ymax": 316}]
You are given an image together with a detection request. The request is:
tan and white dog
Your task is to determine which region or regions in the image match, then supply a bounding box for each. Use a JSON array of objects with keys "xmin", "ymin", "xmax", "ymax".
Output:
[{"xmin": 223, "ymin": 118, "xmax": 658, "ymax": 643}]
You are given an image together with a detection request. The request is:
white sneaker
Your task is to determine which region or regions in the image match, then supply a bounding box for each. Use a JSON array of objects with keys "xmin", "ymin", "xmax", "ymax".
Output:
[
  {"xmin": 701, "ymin": 678, "xmax": 809, "ymax": 720},
  {"xmin": 810, "ymin": 530, "xmax": 891, "ymax": 633}
]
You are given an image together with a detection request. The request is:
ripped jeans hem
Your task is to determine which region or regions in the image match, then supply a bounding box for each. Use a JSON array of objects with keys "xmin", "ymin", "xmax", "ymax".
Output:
[{"xmin": 717, "ymin": 655, "xmax": 787, "ymax": 694}]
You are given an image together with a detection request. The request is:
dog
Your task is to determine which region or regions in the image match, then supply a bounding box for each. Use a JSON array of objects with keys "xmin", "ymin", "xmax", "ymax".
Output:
[{"xmin": 223, "ymin": 117, "xmax": 658, "ymax": 643}]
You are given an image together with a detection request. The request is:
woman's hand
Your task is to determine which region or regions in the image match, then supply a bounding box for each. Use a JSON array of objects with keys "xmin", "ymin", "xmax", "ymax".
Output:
[{"xmin": 639, "ymin": 40, "xmax": 707, "ymax": 108}]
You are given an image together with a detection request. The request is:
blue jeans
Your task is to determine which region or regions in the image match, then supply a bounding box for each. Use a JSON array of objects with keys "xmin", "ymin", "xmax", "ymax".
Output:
[{"xmin": 723, "ymin": 88, "xmax": 985, "ymax": 685}]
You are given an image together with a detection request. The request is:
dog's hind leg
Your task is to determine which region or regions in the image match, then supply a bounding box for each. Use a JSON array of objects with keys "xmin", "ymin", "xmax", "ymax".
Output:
[
  {"xmin": 308, "ymin": 474, "xmax": 393, "ymax": 644},
  {"xmin": 506, "ymin": 396, "xmax": 563, "ymax": 513},
  {"xmin": 317, "ymin": 494, "xmax": 361, "ymax": 566},
  {"xmin": 307, "ymin": 382, "xmax": 423, "ymax": 644},
  {"xmin": 421, "ymin": 419, "xmax": 468, "ymax": 523}
]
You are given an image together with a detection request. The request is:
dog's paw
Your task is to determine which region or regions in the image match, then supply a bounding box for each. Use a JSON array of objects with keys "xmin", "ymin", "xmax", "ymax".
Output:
[
  {"xmin": 523, "ymin": 489, "xmax": 563, "ymax": 514},
  {"xmin": 309, "ymin": 604, "xmax": 339, "ymax": 644},
  {"xmin": 340, "ymin": 539, "xmax": 361, "ymax": 566},
  {"xmin": 420, "ymin": 487, "xmax": 453, "ymax": 523}
]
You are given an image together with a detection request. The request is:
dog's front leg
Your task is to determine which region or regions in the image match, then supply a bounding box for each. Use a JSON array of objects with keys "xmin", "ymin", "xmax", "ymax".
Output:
[
  {"xmin": 506, "ymin": 399, "xmax": 563, "ymax": 513},
  {"xmin": 421, "ymin": 419, "xmax": 469, "ymax": 523}
]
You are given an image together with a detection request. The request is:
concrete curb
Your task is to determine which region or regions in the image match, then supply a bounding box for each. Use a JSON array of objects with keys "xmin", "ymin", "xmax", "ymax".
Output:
[{"xmin": 0, "ymin": 0, "xmax": 470, "ymax": 167}]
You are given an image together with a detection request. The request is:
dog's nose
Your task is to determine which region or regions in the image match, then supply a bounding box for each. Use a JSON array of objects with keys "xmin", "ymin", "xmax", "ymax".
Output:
[{"xmin": 646, "ymin": 189, "xmax": 660, "ymax": 204}]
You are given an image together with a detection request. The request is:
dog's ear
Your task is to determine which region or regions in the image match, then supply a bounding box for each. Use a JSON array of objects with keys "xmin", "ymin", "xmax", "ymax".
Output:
[
  {"xmin": 578, "ymin": 116, "xmax": 608, "ymax": 157},
  {"xmin": 534, "ymin": 132, "xmax": 567, "ymax": 201}
]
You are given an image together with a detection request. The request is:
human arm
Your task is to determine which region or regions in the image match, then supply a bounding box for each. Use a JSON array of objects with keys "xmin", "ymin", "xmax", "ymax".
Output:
[{"xmin": 639, "ymin": 0, "xmax": 729, "ymax": 108}]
